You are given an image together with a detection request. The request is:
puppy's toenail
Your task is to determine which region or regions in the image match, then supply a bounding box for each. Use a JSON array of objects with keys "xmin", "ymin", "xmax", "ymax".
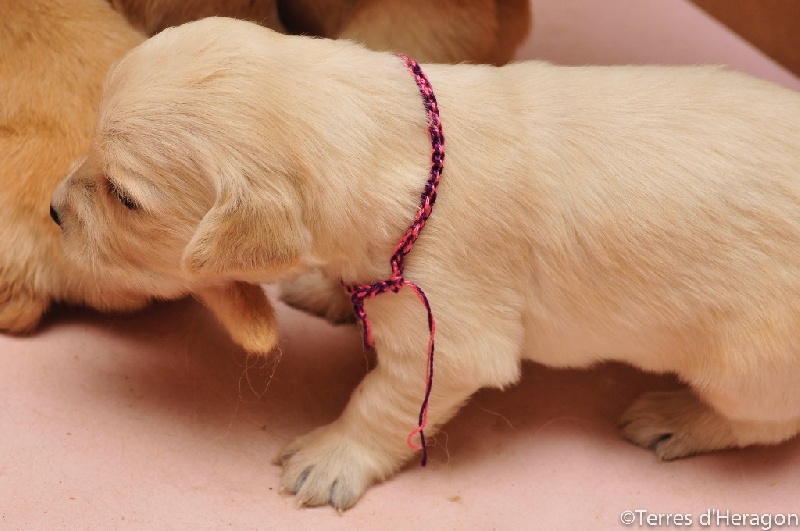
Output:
[{"xmin": 295, "ymin": 467, "xmax": 311, "ymax": 492}]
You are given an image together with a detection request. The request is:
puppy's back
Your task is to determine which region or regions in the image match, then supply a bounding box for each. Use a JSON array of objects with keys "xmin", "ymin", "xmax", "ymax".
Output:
[{"xmin": 419, "ymin": 59, "xmax": 800, "ymax": 343}]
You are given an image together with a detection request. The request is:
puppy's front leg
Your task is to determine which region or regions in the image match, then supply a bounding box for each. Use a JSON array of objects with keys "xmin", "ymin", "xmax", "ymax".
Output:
[
  {"xmin": 196, "ymin": 281, "xmax": 279, "ymax": 355},
  {"xmin": 274, "ymin": 349, "xmax": 477, "ymax": 511},
  {"xmin": 0, "ymin": 280, "xmax": 48, "ymax": 334}
]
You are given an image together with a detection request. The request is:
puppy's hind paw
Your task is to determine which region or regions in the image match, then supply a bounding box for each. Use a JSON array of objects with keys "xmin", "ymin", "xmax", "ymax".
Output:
[
  {"xmin": 273, "ymin": 423, "xmax": 387, "ymax": 511},
  {"xmin": 0, "ymin": 284, "xmax": 48, "ymax": 334},
  {"xmin": 618, "ymin": 389, "xmax": 735, "ymax": 461}
]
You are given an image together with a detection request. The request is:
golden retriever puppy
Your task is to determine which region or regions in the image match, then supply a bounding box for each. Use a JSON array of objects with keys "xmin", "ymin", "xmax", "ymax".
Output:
[
  {"xmin": 1, "ymin": 1, "xmax": 278, "ymax": 355},
  {"xmin": 110, "ymin": 0, "xmax": 531, "ymax": 65},
  {"xmin": 53, "ymin": 18, "xmax": 800, "ymax": 510},
  {"xmin": 0, "ymin": 0, "xmax": 145, "ymax": 333},
  {"xmin": 278, "ymin": 0, "xmax": 532, "ymax": 65}
]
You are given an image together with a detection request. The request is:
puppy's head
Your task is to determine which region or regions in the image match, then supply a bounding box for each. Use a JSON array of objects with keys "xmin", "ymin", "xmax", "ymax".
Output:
[{"xmin": 51, "ymin": 18, "xmax": 312, "ymax": 294}]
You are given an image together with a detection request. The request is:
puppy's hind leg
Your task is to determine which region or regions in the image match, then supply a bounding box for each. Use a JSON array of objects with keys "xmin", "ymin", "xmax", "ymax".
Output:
[
  {"xmin": 621, "ymin": 325, "xmax": 800, "ymax": 459},
  {"xmin": 620, "ymin": 316, "xmax": 800, "ymax": 457},
  {"xmin": 619, "ymin": 388, "xmax": 800, "ymax": 461}
]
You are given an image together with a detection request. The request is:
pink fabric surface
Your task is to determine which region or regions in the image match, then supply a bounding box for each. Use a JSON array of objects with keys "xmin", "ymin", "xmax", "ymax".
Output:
[{"xmin": 3, "ymin": 1, "xmax": 799, "ymax": 529}]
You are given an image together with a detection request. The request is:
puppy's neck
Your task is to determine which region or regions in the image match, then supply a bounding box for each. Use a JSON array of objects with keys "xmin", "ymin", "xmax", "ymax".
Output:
[{"xmin": 282, "ymin": 44, "xmax": 436, "ymax": 283}]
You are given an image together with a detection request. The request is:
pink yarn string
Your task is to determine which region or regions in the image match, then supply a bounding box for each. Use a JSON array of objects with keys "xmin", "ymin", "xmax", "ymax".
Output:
[{"xmin": 344, "ymin": 54, "xmax": 444, "ymax": 466}]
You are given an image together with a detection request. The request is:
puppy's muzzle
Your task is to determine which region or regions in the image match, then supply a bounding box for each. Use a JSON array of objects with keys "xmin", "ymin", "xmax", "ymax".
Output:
[{"xmin": 50, "ymin": 205, "xmax": 62, "ymax": 227}]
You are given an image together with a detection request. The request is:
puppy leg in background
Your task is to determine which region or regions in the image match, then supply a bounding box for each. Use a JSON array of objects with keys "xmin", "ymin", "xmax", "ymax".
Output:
[
  {"xmin": 0, "ymin": 276, "xmax": 48, "ymax": 334},
  {"xmin": 279, "ymin": 270, "xmax": 355, "ymax": 324},
  {"xmin": 196, "ymin": 282, "xmax": 279, "ymax": 355}
]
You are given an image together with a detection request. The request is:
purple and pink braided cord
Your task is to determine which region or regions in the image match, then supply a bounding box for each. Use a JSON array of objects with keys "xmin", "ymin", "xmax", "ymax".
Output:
[{"xmin": 344, "ymin": 54, "xmax": 445, "ymax": 466}]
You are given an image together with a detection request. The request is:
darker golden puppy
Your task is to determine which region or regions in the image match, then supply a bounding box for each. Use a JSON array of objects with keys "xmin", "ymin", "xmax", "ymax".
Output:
[{"xmin": 0, "ymin": 0, "xmax": 146, "ymax": 333}]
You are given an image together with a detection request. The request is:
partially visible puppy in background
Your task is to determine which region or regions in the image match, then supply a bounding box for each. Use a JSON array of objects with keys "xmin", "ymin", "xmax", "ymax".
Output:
[
  {"xmin": 110, "ymin": 0, "xmax": 532, "ymax": 65},
  {"xmin": 109, "ymin": 0, "xmax": 284, "ymax": 36},
  {"xmin": 277, "ymin": 0, "xmax": 532, "ymax": 65},
  {"xmin": 0, "ymin": 0, "xmax": 279, "ymax": 355},
  {"xmin": 0, "ymin": 0, "xmax": 144, "ymax": 333}
]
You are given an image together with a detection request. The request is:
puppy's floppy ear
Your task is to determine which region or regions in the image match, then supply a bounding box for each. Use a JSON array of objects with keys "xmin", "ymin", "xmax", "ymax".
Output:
[{"xmin": 181, "ymin": 171, "xmax": 309, "ymax": 279}]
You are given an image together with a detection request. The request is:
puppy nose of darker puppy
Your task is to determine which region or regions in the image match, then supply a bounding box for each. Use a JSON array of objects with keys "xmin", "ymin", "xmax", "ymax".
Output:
[{"xmin": 50, "ymin": 205, "xmax": 62, "ymax": 226}]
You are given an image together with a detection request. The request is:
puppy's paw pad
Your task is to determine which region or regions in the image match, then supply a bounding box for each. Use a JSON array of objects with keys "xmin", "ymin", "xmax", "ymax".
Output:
[
  {"xmin": 274, "ymin": 424, "xmax": 382, "ymax": 511},
  {"xmin": 618, "ymin": 390, "xmax": 733, "ymax": 461}
]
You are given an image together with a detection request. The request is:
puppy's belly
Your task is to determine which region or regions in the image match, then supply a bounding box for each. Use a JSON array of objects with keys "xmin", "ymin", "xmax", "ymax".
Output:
[{"xmin": 522, "ymin": 317, "xmax": 681, "ymax": 374}]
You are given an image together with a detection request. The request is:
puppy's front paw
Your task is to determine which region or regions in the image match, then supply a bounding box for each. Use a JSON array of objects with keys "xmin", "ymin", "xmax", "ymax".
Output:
[
  {"xmin": 618, "ymin": 390, "xmax": 735, "ymax": 460},
  {"xmin": 273, "ymin": 423, "xmax": 388, "ymax": 511},
  {"xmin": 0, "ymin": 282, "xmax": 48, "ymax": 334}
]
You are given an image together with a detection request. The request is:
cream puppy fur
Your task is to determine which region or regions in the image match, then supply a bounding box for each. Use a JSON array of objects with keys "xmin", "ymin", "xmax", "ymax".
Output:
[{"xmin": 53, "ymin": 18, "xmax": 800, "ymax": 510}]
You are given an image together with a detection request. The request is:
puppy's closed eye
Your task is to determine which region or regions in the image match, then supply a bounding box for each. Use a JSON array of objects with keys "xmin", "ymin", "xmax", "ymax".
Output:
[{"xmin": 106, "ymin": 177, "xmax": 139, "ymax": 210}]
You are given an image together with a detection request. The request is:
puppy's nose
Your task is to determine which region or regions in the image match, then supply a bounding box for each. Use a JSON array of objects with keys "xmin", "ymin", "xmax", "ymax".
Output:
[{"xmin": 50, "ymin": 205, "xmax": 62, "ymax": 226}]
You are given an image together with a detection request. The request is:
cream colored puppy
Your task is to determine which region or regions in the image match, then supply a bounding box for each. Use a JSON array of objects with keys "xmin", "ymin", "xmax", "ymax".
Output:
[{"xmin": 53, "ymin": 17, "xmax": 800, "ymax": 510}]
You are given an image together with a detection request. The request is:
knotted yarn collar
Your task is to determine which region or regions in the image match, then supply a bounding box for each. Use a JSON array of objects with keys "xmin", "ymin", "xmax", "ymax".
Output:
[{"xmin": 344, "ymin": 54, "xmax": 444, "ymax": 466}]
